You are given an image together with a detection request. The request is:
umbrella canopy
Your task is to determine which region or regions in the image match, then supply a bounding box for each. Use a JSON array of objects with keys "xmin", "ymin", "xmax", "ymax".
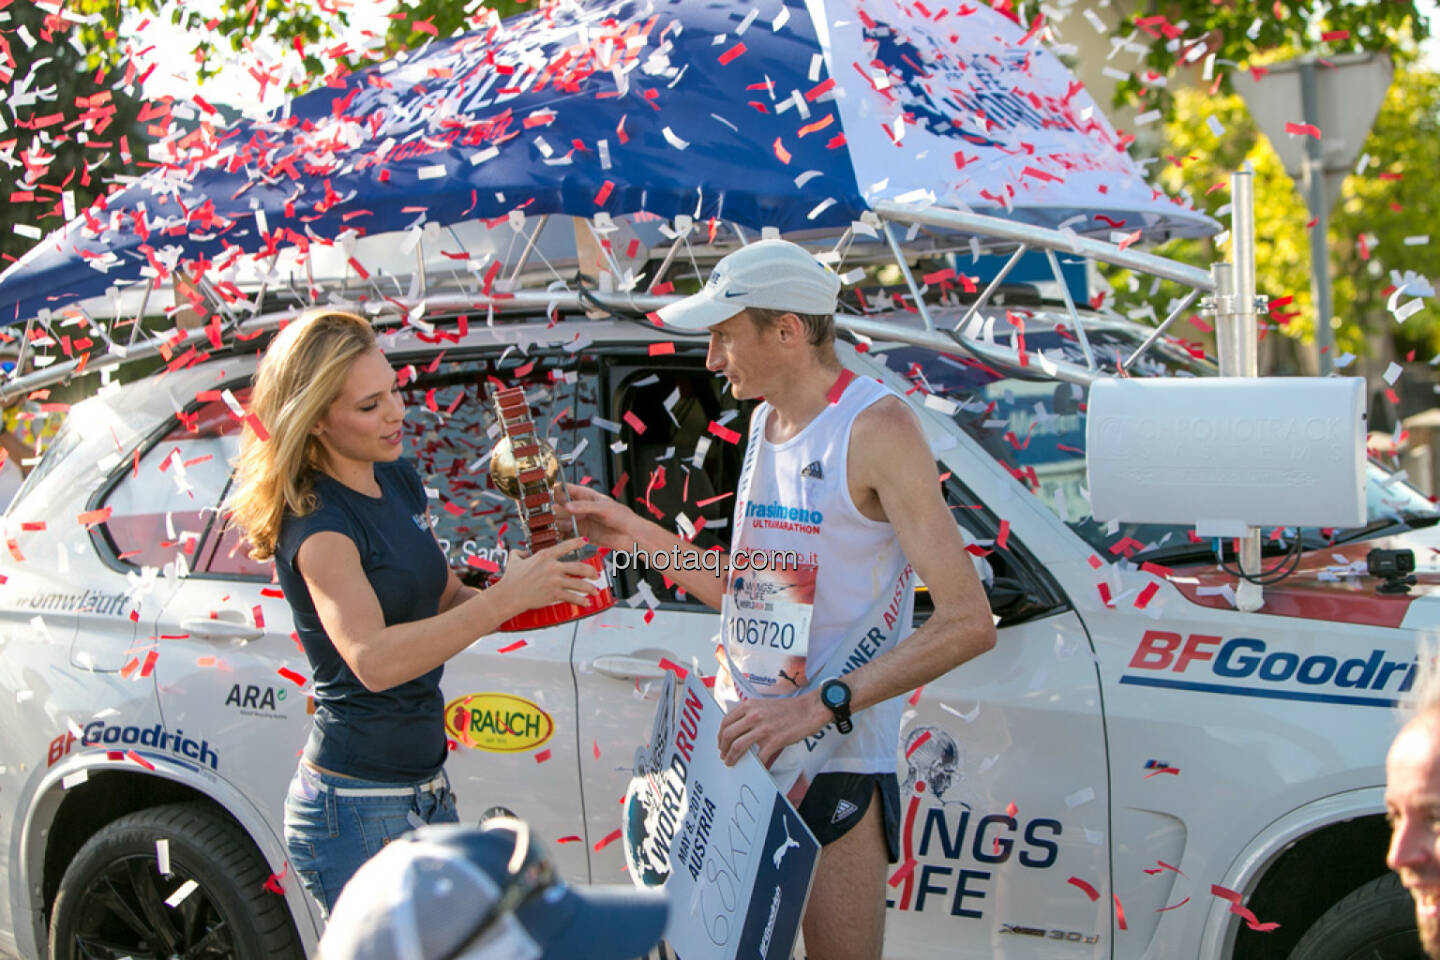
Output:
[{"xmin": 0, "ymin": 0, "xmax": 1214, "ymax": 325}]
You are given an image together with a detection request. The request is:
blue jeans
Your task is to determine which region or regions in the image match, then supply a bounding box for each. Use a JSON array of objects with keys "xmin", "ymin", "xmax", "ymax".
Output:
[{"xmin": 283, "ymin": 761, "xmax": 459, "ymax": 917}]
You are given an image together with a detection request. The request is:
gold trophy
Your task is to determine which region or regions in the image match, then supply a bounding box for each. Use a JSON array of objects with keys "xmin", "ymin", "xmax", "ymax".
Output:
[{"xmin": 488, "ymin": 385, "xmax": 615, "ymax": 630}]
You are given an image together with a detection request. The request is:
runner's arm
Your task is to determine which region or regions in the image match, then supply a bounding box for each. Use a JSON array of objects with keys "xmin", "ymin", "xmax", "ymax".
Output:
[
  {"xmin": 836, "ymin": 398, "xmax": 996, "ymax": 714},
  {"xmin": 561, "ymin": 482, "xmax": 727, "ymax": 610}
]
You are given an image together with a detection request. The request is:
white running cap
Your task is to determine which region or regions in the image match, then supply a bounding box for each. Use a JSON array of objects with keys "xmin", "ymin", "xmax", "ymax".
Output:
[{"xmin": 656, "ymin": 238, "xmax": 841, "ymax": 331}]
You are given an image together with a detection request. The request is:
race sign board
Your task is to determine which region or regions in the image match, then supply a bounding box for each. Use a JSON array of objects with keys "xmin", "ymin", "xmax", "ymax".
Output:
[{"xmin": 622, "ymin": 673, "xmax": 819, "ymax": 960}]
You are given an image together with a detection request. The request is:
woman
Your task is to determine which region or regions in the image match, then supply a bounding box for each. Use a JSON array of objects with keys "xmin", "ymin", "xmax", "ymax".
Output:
[{"xmin": 227, "ymin": 310, "xmax": 597, "ymax": 916}]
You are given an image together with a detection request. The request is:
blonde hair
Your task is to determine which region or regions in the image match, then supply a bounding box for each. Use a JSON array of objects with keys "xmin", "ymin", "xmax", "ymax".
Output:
[{"xmin": 226, "ymin": 310, "xmax": 378, "ymax": 561}]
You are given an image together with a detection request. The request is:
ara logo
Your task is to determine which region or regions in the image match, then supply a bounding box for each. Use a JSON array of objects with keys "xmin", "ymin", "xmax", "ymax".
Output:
[
  {"xmin": 224, "ymin": 684, "xmax": 288, "ymax": 718},
  {"xmin": 800, "ymin": 460, "xmax": 824, "ymax": 480}
]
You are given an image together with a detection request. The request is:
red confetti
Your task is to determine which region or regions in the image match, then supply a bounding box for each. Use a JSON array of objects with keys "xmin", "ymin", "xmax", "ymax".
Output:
[
  {"xmin": 887, "ymin": 857, "xmax": 918, "ymax": 888},
  {"xmin": 659, "ymin": 657, "xmax": 688, "ymax": 679},
  {"xmin": 906, "ymin": 730, "xmax": 932, "ymax": 758},
  {"xmin": 594, "ymin": 180, "xmax": 615, "ymax": 206},
  {"xmin": 252, "ymin": 605, "xmax": 266, "ymax": 628},
  {"xmin": 277, "ymin": 667, "xmax": 307, "ymax": 686},
  {"xmin": 826, "ymin": 368, "xmax": 856, "ymax": 405},
  {"xmin": 1005, "ymin": 800, "xmax": 1018, "ymax": 818},
  {"xmin": 1068, "ymin": 877, "xmax": 1101, "ymax": 901},
  {"xmin": 139, "ymin": 650, "xmax": 159, "ymax": 678},
  {"xmin": 648, "ymin": 342, "xmax": 676, "ymax": 356},
  {"xmin": 773, "ymin": 137, "xmax": 791, "ymax": 165},
  {"xmin": 76, "ymin": 507, "xmax": 112, "ymax": 526},
  {"xmin": 263, "ymin": 863, "xmax": 288, "ymax": 895},
  {"xmin": 126, "ymin": 750, "xmax": 156, "ymax": 771},
  {"xmin": 1157, "ymin": 896, "xmax": 1191, "ymax": 912},
  {"xmin": 623, "ymin": 410, "xmax": 647, "ymax": 434},
  {"xmin": 996, "ymin": 520, "xmax": 1011, "ymax": 550},
  {"xmin": 907, "ymin": 685, "xmax": 924, "ymax": 707},
  {"xmin": 708, "ymin": 421, "xmax": 741, "ymax": 444},
  {"xmin": 1115, "ymin": 894, "xmax": 1128, "ymax": 931},
  {"xmin": 534, "ymin": 749, "xmax": 552, "ymax": 763},
  {"xmin": 1134, "ymin": 581, "xmax": 1160, "ymax": 609},
  {"xmin": 594, "ymin": 828, "xmax": 622, "ymax": 851},
  {"xmin": 717, "ymin": 42, "xmax": 746, "ymax": 65},
  {"xmin": 1284, "ymin": 121, "xmax": 1321, "ymax": 139},
  {"xmin": 498, "ymin": 639, "xmax": 528, "ymax": 654}
]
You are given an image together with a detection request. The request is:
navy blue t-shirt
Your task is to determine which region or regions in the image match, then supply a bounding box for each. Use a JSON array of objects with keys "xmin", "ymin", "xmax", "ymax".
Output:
[{"xmin": 275, "ymin": 459, "xmax": 450, "ymax": 782}]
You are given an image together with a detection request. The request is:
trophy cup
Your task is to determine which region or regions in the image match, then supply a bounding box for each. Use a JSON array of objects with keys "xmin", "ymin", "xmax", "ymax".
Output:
[{"xmin": 487, "ymin": 385, "xmax": 616, "ymax": 631}]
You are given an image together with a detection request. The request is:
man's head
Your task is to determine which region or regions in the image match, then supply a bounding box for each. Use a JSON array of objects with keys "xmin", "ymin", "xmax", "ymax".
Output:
[
  {"xmin": 318, "ymin": 819, "xmax": 668, "ymax": 960},
  {"xmin": 656, "ymin": 239, "xmax": 842, "ymax": 398},
  {"xmin": 1389, "ymin": 708, "xmax": 1440, "ymax": 957}
]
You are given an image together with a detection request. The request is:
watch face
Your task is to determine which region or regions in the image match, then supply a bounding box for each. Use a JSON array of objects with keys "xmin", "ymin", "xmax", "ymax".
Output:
[{"xmin": 823, "ymin": 683, "xmax": 846, "ymax": 707}]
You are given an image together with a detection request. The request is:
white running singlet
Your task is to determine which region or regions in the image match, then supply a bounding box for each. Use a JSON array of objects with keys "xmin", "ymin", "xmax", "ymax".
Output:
[{"xmin": 716, "ymin": 373, "xmax": 914, "ymax": 775}]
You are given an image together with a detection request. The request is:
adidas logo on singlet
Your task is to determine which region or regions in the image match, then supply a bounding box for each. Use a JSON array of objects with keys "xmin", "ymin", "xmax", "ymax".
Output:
[
  {"xmin": 800, "ymin": 460, "xmax": 824, "ymax": 480},
  {"xmin": 832, "ymin": 798, "xmax": 859, "ymax": 823}
]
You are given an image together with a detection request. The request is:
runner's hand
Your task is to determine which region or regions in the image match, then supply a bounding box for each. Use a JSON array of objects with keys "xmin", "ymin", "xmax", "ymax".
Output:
[
  {"xmin": 717, "ymin": 695, "xmax": 832, "ymax": 768},
  {"xmin": 500, "ymin": 537, "xmax": 599, "ymax": 608},
  {"xmin": 558, "ymin": 483, "xmax": 640, "ymax": 550}
]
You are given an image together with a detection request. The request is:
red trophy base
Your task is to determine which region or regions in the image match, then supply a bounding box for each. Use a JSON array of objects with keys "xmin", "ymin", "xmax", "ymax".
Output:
[{"xmin": 497, "ymin": 553, "xmax": 616, "ymax": 632}]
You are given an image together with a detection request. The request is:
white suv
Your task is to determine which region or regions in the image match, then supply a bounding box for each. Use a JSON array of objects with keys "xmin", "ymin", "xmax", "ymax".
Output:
[{"xmin": 0, "ymin": 303, "xmax": 1435, "ymax": 960}]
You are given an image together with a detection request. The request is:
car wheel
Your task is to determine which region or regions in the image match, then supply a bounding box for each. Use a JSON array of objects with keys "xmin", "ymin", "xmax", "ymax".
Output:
[
  {"xmin": 48, "ymin": 802, "xmax": 303, "ymax": 960},
  {"xmin": 1286, "ymin": 872, "xmax": 1422, "ymax": 960}
]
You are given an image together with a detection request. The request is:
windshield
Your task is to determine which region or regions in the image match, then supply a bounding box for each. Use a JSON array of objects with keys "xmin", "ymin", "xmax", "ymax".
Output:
[{"xmin": 873, "ymin": 317, "xmax": 1440, "ymax": 562}]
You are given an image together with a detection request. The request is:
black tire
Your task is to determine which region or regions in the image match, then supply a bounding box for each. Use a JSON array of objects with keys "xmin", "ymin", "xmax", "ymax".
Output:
[
  {"xmin": 1287, "ymin": 873, "xmax": 1423, "ymax": 960},
  {"xmin": 48, "ymin": 802, "xmax": 303, "ymax": 960}
]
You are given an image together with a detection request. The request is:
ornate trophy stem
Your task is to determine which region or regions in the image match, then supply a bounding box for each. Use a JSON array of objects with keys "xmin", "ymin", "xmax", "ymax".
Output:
[{"xmin": 488, "ymin": 386, "xmax": 616, "ymax": 631}]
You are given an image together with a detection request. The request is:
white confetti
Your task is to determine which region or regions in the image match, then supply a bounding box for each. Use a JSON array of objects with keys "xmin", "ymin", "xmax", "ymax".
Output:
[
  {"xmin": 1404, "ymin": 235, "xmax": 1430, "ymax": 246},
  {"xmin": 661, "ymin": 126, "xmax": 690, "ymax": 150},
  {"xmin": 1206, "ymin": 115, "xmax": 1225, "ymax": 137},
  {"xmin": 156, "ymin": 839, "xmax": 172, "ymax": 876},
  {"xmin": 1134, "ymin": 109, "xmax": 1162, "ymax": 126},
  {"xmin": 1384, "ymin": 362, "xmax": 1404, "ymax": 385},
  {"xmin": 469, "ymin": 145, "xmax": 498, "ymax": 166},
  {"xmin": 793, "ymin": 169, "xmax": 823, "ymax": 188},
  {"xmin": 771, "ymin": 6, "xmax": 790, "ymax": 31},
  {"xmin": 939, "ymin": 701, "xmax": 981, "ymax": 723},
  {"xmin": 62, "ymin": 770, "xmax": 89, "ymax": 789},
  {"xmin": 1065, "ymin": 786, "xmax": 1096, "ymax": 808},
  {"xmin": 806, "ymin": 197, "xmax": 837, "ymax": 220},
  {"xmin": 165, "ymin": 880, "xmax": 199, "ymax": 908},
  {"xmin": 598, "ymin": 138, "xmax": 612, "ymax": 171},
  {"xmin": 808, "ymin": 53, "xmax": 823, "ymax": 82},
  {"xmin": 923, "ymin": 394, "xmax": 959, "ymax": 416},
  {"xmin": 1083, "ymin": 7, "xmax": 1106, "ymax": 32},
  {"xmin": 417, "ymin": 164, "xmax": 446, "ymax": 180}
]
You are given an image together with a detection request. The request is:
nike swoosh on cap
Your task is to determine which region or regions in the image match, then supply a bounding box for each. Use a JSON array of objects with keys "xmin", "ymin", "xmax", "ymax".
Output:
[{"xmin": 723, "ymin": 289, "xmax": 750, "ymax": 298}]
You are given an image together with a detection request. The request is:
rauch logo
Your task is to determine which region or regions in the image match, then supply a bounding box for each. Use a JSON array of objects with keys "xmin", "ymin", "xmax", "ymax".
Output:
[{"xmin": 445, "ymin": 693, "xmax": 554, "ymax": 753}]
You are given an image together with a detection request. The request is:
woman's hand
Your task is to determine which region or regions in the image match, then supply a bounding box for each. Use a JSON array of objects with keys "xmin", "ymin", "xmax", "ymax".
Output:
[
  {"xmin": 494, "ymin": 536, "xmax": 600, "ymax": 614},
  {"xmin": 557, "ymin": 483, "xmax": 642, "ymax": 551}
]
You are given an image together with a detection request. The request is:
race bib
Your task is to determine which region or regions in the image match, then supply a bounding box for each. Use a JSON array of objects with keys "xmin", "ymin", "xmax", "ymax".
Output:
[{"xmin": 723, "ymin": 563, "xmax": 817, "ymax": 694}]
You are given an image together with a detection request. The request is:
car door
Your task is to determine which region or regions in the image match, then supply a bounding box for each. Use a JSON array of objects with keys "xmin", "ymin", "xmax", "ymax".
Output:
[
  {"xmin": 576, "ymin": 353, "xmax": 750, "ymax": 884},
  {"xmin": 856, "ymin": 343, "xmax": 1113, "ymax": 958}
]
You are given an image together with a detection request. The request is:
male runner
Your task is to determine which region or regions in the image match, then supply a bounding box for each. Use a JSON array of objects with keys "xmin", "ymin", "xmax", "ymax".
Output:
[{"xmin": 563, "ymin": 238, "xmax": 995, "ymax": 960}]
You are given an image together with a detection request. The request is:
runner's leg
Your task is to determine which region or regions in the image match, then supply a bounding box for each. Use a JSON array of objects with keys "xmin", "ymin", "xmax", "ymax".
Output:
[{"xmin": 801, "ymin": 786, "xmax": 887, "ymax": 960}]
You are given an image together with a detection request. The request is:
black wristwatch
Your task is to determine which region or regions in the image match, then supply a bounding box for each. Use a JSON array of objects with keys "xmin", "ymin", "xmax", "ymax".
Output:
[{"xmin": 820, "ymin": 679, "xmax": 853, "ymax": 735}]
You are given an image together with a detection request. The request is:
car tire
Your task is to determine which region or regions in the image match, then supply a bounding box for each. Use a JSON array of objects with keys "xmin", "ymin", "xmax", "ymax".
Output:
[
  {"xmin": 1286, "ymin": 872, "xmax": 1422, "ymax": 960},
  {"xmin": 48, "ymin": 801, "xmax": 303, "ymax": 960}
]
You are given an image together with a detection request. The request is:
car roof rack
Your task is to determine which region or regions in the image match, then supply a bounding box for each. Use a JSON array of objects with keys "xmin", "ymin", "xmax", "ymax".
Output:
[{"xmin": 0, "ymin": 196, "xmax": 1229, "ymax": 406}]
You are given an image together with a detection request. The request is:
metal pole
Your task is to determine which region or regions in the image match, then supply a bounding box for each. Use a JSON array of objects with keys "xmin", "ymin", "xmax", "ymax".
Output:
[
  {"xmin": 1224, "ymin": 167, "xmax": 1264, "ymax": 612},
  {"xmin": 1300, "ymin": 58, "xmax": 1335, "ymax": 375}
]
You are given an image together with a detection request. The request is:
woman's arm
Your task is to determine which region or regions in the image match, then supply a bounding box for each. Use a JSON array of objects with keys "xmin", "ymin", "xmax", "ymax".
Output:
[{"xmin": 297, "ymin": 533, "xmax": 597, "ymax": 692}]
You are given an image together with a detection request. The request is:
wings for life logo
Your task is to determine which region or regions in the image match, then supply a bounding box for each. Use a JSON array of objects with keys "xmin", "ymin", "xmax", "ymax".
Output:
[{"xmin": 859, "ymin": 10, "xmax": 1109, "ymax": 164}]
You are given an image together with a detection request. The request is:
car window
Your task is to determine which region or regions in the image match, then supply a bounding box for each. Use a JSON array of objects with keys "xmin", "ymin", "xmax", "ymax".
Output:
[
  {"xmin": 97, "ymin": 392, "xmax": 247, "ymax": 572},
  {"xmin": 608, "ymin": 357, "xmax": 752, "ymax": 604},
  {"xmin": 879, "ymin": 319, "xmax": 1440, "ymax": 561},
  {"xmin": 396, "ymin": 350, "xmax": 606, "ymax": 586}
]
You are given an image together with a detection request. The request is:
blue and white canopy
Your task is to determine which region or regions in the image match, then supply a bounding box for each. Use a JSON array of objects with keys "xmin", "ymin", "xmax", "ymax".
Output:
[{"xmin": 0, "ymin": 0, "xmax": 1214, "ymax": 324}]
